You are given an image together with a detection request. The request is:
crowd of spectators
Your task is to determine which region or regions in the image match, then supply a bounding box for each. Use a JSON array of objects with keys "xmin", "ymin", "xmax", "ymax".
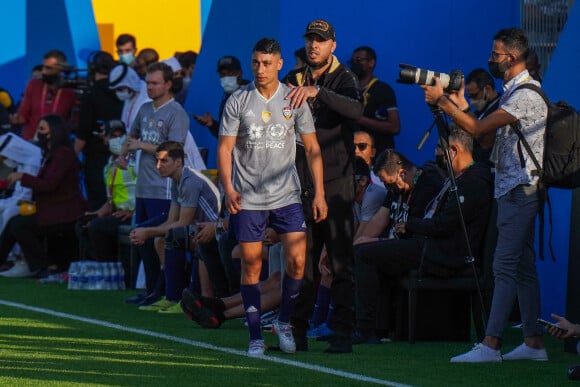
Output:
[{"xmin": 0, "ymin": 24, "xmax": 574, "ymax": 366}]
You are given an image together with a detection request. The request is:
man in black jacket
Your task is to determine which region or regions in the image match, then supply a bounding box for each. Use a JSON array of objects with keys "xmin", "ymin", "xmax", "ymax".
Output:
[
  {"xmin": 285, "ymin": 19, "xmax": 363, "ymax": 353},
  {"xmin": 74, "ymin": 51, "xmax": 123, "ymax": 210},
  {"xmin": 353, "ymin": 128, "xmax": 493, "ymax": 342}
]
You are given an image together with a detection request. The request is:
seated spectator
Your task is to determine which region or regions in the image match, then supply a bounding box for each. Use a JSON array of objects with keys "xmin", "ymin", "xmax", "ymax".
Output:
[
  {"xmin": 353, "ymin": 128, "xmax": 492, "ymax": 343},
  {"xmin": 76, "ymin": 120, "xmax": 136, "ymax": 261},
  {"xmin": 355, "ymin": 148, "xmax": 444, "ymax": 244},
  {"xmin": 2, "ymin": 114, "xmax": 87, "ymax": 277},
  {"xmin": 0, "ymin": 133, "xmax": 42, "ymax": 275},
  {"xmin": 129, "ymin": 141, "xmax": 219, "ymax": 314}
]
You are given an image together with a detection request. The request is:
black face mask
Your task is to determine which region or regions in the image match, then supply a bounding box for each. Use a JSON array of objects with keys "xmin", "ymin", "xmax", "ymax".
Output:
[
  {"xmin": 350, "ymin": 62, "xmax": 365, "ymax": 79},
  {"xmin": 487, "ymin": 61, "xmax": 505, "ymax": 80},
  {"xmin": 37, "ymin": 133, "xmax": 50, "ymax": 149},
  {"xmin": 171, "ymin": 77, "xmax": 183, "ymax": 94},
  {"xmin": 42, "ymin": 73, "xmax": 59, "ymax": 85}
]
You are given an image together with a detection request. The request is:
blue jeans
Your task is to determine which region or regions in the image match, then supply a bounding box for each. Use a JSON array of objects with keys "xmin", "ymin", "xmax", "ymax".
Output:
[{"xmin": 486, "ymin": 184, "xmax": 543, "ymax": 338}]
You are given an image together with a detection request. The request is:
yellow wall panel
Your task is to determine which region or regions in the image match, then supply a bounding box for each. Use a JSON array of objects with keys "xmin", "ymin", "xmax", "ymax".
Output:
[{"xmin": 91, "ymin": 0, "xmax": 201, "ymax": 60}]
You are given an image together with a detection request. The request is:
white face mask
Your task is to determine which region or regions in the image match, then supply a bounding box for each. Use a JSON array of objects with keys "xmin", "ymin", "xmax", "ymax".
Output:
[
  {"xmin": 108, "ymin": 135, "xmax": 126, "ymax": 156},
  {"xmin": 115, "ymin": 90, "xmax": 132, "ymax": 101},
  {"xmin": 469, "ymin": 89, "xmax": 487, "ymax": 112},
  {"xmin": 220, "ymin": 76, "xmax": 239, "ymax": 94}
]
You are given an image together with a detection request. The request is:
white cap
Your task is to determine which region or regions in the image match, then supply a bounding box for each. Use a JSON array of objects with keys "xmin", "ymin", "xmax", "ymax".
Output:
[{"xmin": 162, "ymin": 57, "xmax": 181, "ymax": 73}]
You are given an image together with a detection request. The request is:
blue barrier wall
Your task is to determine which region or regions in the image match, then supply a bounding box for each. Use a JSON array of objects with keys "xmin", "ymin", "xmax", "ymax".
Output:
[{"xmin": 0, "ymin": 0, "xmax": 575, "ymax": 323}]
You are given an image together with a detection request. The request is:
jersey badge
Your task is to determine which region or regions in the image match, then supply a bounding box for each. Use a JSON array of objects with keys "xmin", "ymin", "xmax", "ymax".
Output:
[
  {"xmin": 261, "ymin": 111, "xmax": 271, "ymax": 123},
  {"xmin": 282, "ymin": 107, "xmax": 292, "ymax": 120},
  {"xmin": 156, "ymin": 120, "xmax": 165, "ymax": 129}
]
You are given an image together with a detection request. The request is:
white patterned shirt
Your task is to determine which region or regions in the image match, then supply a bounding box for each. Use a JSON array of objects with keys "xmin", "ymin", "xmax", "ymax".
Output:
[{"xmin": 492, "ymin": 70, "xmax": 547, "ymax": 198}]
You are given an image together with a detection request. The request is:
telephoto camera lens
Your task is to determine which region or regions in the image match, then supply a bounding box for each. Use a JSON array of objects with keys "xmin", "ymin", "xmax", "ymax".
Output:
[{"xmin": 397, "ymin": 63, "xmax": 462, "ymax": 92}]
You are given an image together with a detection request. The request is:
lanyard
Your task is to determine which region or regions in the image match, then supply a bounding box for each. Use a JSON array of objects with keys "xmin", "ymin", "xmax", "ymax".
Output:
[
  {"xmin": 108, "ymin": 165, "xmax": 120, "ymax": 199},
  {"xmin": 40, "ymin": 85, "xmax": 62, "ymax": 117},
  {"xmin": 361, "ymin": 77, "xmax": 378, "ymax": 108}
]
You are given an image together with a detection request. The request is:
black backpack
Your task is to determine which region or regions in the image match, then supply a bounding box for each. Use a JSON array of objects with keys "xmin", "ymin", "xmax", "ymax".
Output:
[
  {"xmin": 512, "ymin": 83, "xmax": 580, "ymax": 188},
  {"xmin": 511, "ymin": 83, "xmax": 580, "ymax": 260}
]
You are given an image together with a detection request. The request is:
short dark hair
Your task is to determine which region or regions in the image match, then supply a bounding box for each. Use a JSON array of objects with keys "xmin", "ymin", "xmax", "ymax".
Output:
[
  {"xmin": 353, "ymin": 46, "xmax": 376, "ymax": 62},
  {"xmin": 116, "ymin": 33, "xmax": 136, "ymax": 48},
  {"xmin": 253, "ymin": 38, "xmax": 281, "ymax": 55},
  {"xmin": 43, "ymin": 49, "xmax": 67, "ymax": 65},
  {"xmin": 176, "ymin": 51, "xmax": 198, "ymax": 68},
  {"xmin": 449, "ymin": 126, "xmax": 473, "ymax": 154},
  {"xmin": 147, "ymin": 62, "xmax": 174, "ymax": 82},
  {"xmin": 373, "ymin": 149, "xmax": 414, "ymax": 176},
  {"xmin": 465, "ymin": 68, "xmax": 495, "ymax": 90},
  {"xmin": 156, "ymin": 141, "xmax": 184, "ymax": 163},
  {"xmin": 493, "ymin": 28, "xmax": 529, "ymax": 60}
]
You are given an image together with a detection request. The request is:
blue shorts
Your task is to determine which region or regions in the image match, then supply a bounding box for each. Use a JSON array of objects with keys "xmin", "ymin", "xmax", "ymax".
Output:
[{"xmin": 230, "ymin": 203, "xmax": 306, "ymax": 242}]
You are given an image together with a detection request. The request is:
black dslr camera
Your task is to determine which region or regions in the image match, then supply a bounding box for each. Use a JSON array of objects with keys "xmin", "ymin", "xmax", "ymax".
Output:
[{"xmin": 397, "ymin": 63, "xmax": 463, "ymax": 92}]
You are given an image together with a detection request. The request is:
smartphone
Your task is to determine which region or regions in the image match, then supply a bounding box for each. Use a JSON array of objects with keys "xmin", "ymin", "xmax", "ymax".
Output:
[{"xmin": 536, "ymin": 318, "xmax": 567, "ymax": 334}]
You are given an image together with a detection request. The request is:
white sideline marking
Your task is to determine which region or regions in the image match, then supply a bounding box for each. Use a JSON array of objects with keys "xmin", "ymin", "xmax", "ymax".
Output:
[{"xmin": 0, "ymin": 299, "xmax": 414, "ymax": 387}]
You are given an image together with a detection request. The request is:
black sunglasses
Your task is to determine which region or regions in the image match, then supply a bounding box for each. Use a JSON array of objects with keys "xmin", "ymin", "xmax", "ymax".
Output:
[{"xmin": 355, "ymin": 143, "xmax": 369, "ymax": 151}]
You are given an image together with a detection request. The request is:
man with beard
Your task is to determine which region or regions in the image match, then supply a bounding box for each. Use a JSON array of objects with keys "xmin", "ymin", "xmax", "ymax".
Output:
[
  {"xmin": 350, "ymin": 46, "xmax": 400, "ymax": 154},
  {"xmin": 285, "ymin": 19, "xmax": 363, "ymax": 354},
  {"xmin": 9, "ymin": 50, "xmax": 76, "ymax": 140}
]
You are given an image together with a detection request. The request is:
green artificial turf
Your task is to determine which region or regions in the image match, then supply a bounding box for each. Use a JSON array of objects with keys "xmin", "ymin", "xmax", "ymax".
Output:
[{"xmin": 0, "ymin": 278, "xmax": 577, "ymax": 386}]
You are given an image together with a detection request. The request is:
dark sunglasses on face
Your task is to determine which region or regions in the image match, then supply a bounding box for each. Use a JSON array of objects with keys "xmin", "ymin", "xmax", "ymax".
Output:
[{"xmin": 355, "ymin": 143, "xmax": 369, "ymax": 151}]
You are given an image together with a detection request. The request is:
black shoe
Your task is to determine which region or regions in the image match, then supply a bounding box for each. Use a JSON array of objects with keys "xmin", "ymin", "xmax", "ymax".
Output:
[
  {"xmin": 295, "ymin": 334, "xmax": 309, "ymax": 352},
  {"xmin": 351, "ymin": 329, "xmax": 381, "ymax": 345},
  {"xmin": 324, "ymin": 333, "xmax": 353, "ymax": 354},
  {"xmin": 181, "ymin": 288, "xmax": 223, "ymax": 328},
  {"xmin": 125, "ymin": 293, "xmax": 147, "ymax": 304},
  {"xmin": 137, "ymin": 292, "xmax": 161, "ymax": 306}
]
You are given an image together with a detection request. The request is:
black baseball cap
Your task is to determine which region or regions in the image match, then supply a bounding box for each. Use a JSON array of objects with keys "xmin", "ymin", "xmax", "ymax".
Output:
[
  {"xmin": 304, "ymin": 19, "xmax": 336, "ymax": 41},
  {"xmin": 217, "ymin": 56, "xmax": 241, "ymax": 72}
]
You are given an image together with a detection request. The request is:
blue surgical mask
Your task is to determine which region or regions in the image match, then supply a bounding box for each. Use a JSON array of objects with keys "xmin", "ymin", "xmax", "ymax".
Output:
[
  {"xmin": 220, "ymin": 76, "xmax": 239, "ymax": 94},
  {"xmin": 119, "ymin": 52, "xmax": 135, "ymax": 65}
]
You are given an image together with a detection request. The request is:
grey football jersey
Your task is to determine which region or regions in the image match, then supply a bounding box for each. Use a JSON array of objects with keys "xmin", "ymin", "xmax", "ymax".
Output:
[
  {"xmin": 129, "ymin": 99, "xmax": 189, "ymax": 199},
  {"xmin": 220, "ymin": 82, "xmax": 315, "ymax": 210}
]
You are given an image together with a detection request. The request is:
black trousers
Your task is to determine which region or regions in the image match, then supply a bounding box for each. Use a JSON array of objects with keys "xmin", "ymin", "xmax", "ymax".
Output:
[
  {"xmin": 76, "ymin": 215, "xmax": 131, "ymax": 261},
  {"xmin": 293, "ymin": 175, "xmax": 355, "ymax": 336},
  {"xmin": 83, "ymin": 153, "xmax": 109, "ymax": 211},
  {"xmin": 0, "ymin": 214, "xmax": 78, "ymax": 272},
  {"xmin": 353, "ymin": 238, "xmax": 423, "ymax": 332}
]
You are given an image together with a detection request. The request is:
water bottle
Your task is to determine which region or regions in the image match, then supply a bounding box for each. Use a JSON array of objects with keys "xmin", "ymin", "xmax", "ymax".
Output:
[
  {"xmin": 79, "ymin": 261, "xmax": 89, "ymax": 290},
  {"xmin": 103, "ymin": 262, "xmax": 113, "ymax": 290},
  {"xmin": 94, "ymin": 263, "xmax": 104, "ymax": 290},
  {"xmin": 116, "ymin": 261, "xmax": 126, "ymax": 290},
  {"xmin": 68, "ymin": 261, "xmax": 79, "ymax": 290}
]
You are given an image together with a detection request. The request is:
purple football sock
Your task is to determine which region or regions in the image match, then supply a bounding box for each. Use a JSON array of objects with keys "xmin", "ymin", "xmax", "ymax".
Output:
[
  {"xmin": 278, "ymin": 272, "xmax": 302, "ymax": 324},
  {"xmin": 241, "ymin": 284, "xmax": 262, "ymax": 341}
]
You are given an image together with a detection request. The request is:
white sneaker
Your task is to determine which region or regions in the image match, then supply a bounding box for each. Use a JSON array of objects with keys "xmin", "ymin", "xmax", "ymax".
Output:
[
  {"xmin": 450, "ymin": 343, "xmax": 502, "ymax": 363},
  {"xmin": 0, "ymin": 260, "xmax": 35, "ymax": 278},
  {"xmin": 502, "ymin": 342, "xmax": 548, "ymax": 361},
  {"xmin": 247, "ymin": 339, "xmax": 265, "ymax": 357},
  {"xmin": 273, "ymin": 320, "xmax": 296, "ymax": 353}
]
